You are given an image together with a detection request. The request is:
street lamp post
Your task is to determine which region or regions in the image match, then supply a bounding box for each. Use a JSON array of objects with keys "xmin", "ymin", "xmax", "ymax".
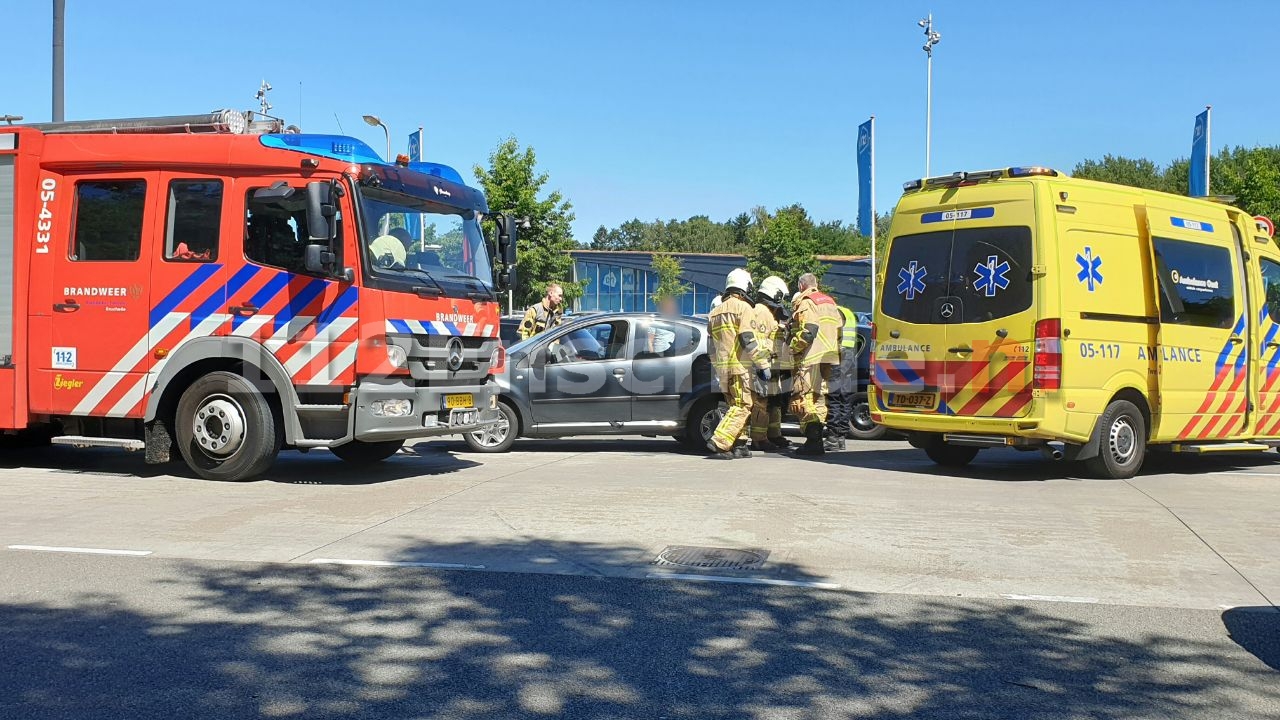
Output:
[
  {"xmin": 918, "ymin": 14, "xmax": 941, "ymax": 177},
  {"xmin": 363, "ymin": 114, "xmax": 391, "ymax": 161}
]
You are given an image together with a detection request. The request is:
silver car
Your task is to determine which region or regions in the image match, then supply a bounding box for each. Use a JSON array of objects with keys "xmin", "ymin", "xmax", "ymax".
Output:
[{"xmin": 464, "ymin": 312, "xmax": 723, "ymax": 452}]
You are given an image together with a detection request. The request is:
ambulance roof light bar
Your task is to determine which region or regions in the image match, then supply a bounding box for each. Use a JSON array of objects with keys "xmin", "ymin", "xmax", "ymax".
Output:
[
  {"xmin": 22, "ymin": 109, "xmax": 265, "ymax": 135},
  {"xmin": 903, "ymin": 166, "xmax": 1059, "ymax": 192}
]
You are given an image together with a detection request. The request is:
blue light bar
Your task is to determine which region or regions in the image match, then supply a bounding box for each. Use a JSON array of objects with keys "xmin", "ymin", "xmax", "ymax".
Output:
[
  {"xmin": 407, "ymin": 161, "xmax": 465, "ymax": 185},
  {"xmin": 1007, "ymin": 166, "xmax": 1058, "ymax": 178},
  {"xmin": 259, "ymin": 134, "xmax": 385, "ymax": 165}
]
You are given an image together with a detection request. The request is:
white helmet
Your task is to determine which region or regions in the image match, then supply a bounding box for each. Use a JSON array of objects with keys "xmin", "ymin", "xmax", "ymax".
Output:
[
  {"xmin": 725, "ymin": 268, "xmax": 753, "ymax": 295},
  {"xmin": 710, "ymin": 294, "xmax": 723, "ymax": 309},
  {"xmin": 758, "ymin": 276, "xmax": 788, "ymax": 304}
]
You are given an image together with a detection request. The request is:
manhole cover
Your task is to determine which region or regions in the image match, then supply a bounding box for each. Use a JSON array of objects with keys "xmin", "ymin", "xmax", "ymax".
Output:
[{"xmin": 652, "ymin": 545, "xmax": 768, "ymax": 570}]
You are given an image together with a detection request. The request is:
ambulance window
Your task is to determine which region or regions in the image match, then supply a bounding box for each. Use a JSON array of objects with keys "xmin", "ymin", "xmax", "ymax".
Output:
[
  {"xmin": 879, "ymin": 231, "xmax": 952, "ymax": 323},
  {"xmin": 1260, "ymin": 258, "xmax": 1280, "ymax": 324},
  {"xmin": 164, "ymin": 180, "xmax": 221, "ymax": 262},
  {"xmin": 952, "ymin": 226, "xmax": 1034, "ymax": 323},
  {"xmin": 70, "ymin": 180, "xmax": 145, "ymax": 262},
  {"xmin": 1152, "ymin": 238, "xmax": 1235, "ymax": 328}
]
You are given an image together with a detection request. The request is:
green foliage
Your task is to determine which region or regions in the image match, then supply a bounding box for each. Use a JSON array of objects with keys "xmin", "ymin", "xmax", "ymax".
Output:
[
  {"xmin": 1071, "ymin": 147, "xmax": 1280, "ymax": 222},
  {"xmin": 650, "ymin": 253, "xmax": 690, "ymax": 301},
  {"xmin": 473, "ymin": 137, "xmax": 581, "ymax": 308},
  {"xmin": 745, "ymin": 204, "xmax": 829, "ymax": 286}
]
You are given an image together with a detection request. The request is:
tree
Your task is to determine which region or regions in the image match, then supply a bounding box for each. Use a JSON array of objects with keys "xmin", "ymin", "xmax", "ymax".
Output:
[
  {"xmin": 746, "ymin": 204, "xmax": 828, "ymax": 286},
  {"xmin": 650, "ymin": 253, "xmax": 690, "ymax": 303},
  {"xmin": 473, "ymin": 137, "xmax": 580, "ymax": 309},
  {"xmin": 1071, "ymin": 155, "xmax": 1173, "ymax": 192}
]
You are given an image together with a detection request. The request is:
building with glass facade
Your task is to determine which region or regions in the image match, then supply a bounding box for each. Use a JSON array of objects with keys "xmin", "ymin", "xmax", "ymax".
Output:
[{"xmin": 569, "ymin": 250, "xmax": 872, "ymax": 315}]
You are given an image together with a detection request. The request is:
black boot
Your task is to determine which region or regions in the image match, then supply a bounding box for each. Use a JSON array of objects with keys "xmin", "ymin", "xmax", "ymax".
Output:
[
  {"xmin": 707, "ymin": 440, "xmax": 737, "ymax": 460},
  {"xmin": 732, "ymin": 442, "xmax": 753, "ymax": 458},
  {"xmin": 794, "ymin": 424, "xmax": 825, "ymax": 456},
  {"xmin": 768, "ymin": 434, "xmax": 792, "ymax": 449}
]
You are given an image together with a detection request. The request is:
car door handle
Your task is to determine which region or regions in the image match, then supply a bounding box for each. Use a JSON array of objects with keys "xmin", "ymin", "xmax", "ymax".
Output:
[
  {"xmin": 948, "ymin": 346, "xmax": 973, "ymax": 354},
  {"xmin": 1229, "ymin": 335, "xmax": 1244, "ymax": 345},
  {"xmin": 54, "ymin": 300, "xmax": 80, "ymax": 313},
  {"xmin": 612, "ymin": 368, "xmax": 627, "ymax": 377},
  {"xmin": 1267, "ymin": 341, "xmax": 1280, "ymax": 350},
  {"xmin": 229, "ymin": 304, "xmax": 259, "ymax": 317}
]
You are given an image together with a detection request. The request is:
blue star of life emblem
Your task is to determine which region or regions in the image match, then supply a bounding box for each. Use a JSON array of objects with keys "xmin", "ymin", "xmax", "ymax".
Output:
[
  {"xmin": 973, "ymin": 255, "xmax": 1010, "ymax": 297},
  {"xmin": 1076, "ymin": 246, "xmax": 1103, "ymax": 291},
  {"xmin": 897, "ymin": 261, "xmax": 927, "ymax": 300}
]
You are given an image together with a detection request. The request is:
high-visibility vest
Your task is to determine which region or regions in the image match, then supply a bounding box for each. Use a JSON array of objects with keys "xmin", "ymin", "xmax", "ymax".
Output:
[
  {"xmin": 838, "ymin": 305, "xmax": 859, "ymax": 349},
  {"xmin": 789, "ymin": 289, "xmax": 842, "ymax": 367}
]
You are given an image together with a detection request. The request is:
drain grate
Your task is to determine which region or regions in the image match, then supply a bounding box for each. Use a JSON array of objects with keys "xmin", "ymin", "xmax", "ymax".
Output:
[{"xmin": 652, "ymin": 545, "xmax": 768, "ymax": 571}]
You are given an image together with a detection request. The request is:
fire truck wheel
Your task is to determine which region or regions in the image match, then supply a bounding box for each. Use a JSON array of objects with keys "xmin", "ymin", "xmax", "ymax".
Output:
[
  {"xmin": 330, "ymin": 440, "xmax": 405, "ymax": 464},
  {"xmin": 1084, "ymin": 400, "xmax": 1146, "ymax": 479},
  {"xmin": 175, "ymin": 371, "xmax": 281, "ymax": 482}
]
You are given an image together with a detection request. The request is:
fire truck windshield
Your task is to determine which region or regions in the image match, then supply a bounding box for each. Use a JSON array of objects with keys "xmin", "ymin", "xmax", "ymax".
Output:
[{"xmin": 359, "ymin": 190, "xmax": 495, "ymax": 296}]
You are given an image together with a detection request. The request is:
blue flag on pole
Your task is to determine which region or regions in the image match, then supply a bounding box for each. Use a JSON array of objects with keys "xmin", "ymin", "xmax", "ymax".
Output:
[
  {"xmin": 406, "ymin": 129, "xmax": 425, "ymax": 238},
  {"xmin": 1190, "ymin": 108, "xmax": 1209, "ymax": 197},
  {"xmin": 857, "ymin": 118, "xmax": 874, "ymax": 236}
]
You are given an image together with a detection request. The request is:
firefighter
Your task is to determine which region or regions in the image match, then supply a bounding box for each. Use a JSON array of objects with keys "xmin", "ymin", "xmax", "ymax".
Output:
[
  {"xmin": 788, "ymin": 272, "xmax": 843, "ymax": 456},
  {"xmin": 519, "ymin": 282, "xmax": 565, "ymax": 341},
  {"xmin": 824, "ymin": 304, "xmax": 860, "ymax": 451},
  {"xmin": 748, "ymin": 276, "xmax": 791, "ymax": 452},
  {"xmin": 707, "ymin": 268, "xmax": 769, "ymax": 459}
]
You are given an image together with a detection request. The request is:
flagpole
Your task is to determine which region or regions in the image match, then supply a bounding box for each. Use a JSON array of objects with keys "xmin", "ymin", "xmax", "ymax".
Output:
[
  {"xmin": 1204, "ymin": 105, "xmax": 1211, "ymax": 195},
  {"xmin": 869, "ymin": 115, "xmax": 877, "ymax": 313}
]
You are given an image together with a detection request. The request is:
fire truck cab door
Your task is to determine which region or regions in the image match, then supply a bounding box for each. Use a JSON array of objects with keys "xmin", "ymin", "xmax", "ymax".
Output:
[{"xmin": 42, "ymin": 173, "xmax": 158, "ymax": 417}]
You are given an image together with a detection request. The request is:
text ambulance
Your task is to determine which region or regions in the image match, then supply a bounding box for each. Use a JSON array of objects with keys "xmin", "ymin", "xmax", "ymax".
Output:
[
  {"xmin": 872, "ymin": 166, "xmax": 1279, "ymax": 478},
  {"xmin": 0, "ymin": 110, "xmax": 518, "ymax": 481}
]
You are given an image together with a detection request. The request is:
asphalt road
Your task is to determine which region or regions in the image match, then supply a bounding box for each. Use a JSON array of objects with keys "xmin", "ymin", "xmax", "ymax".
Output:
[{"xmin": 0, "ymin": 437, "xmax": 1277, "ymax": 718}]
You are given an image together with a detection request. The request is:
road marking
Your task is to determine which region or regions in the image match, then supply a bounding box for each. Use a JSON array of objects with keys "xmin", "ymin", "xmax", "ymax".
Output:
[
  {"xmin": 646, "ymin": 572, "xmax": 841, "ymax": 590},
  {"xmin": 7, "ymin": 544, "xmax": 152, "ymax": 556},
  {"xmin": 307, "ymin": 558, "xmax": 487, "ymax": 570},
  {"xmin": 1210, "ymin": 472, "xmax": 1280, "ymax": 477},
  {"xmin": 1001, "ymin": 593, "xmax": 1098, "ymax": 604}
]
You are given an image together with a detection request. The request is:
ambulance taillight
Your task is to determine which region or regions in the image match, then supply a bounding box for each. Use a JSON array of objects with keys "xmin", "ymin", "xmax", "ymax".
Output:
[{"xmin": 1033, "ymin": 319, "xmax": 1062, "ymax": 390}]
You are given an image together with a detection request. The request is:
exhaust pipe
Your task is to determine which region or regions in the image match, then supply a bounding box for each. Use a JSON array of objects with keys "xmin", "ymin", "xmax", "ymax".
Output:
[{"xmin": 1041, "ymin": 443, "xmax": 1065, "ymax": 461}]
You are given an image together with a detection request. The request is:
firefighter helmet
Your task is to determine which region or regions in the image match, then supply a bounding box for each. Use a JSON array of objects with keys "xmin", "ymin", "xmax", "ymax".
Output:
[
  {"xmin": 725, "ymin": 268, "xmax": 753, "ymax": 295},
  {"xmin": 758, "ymin": 276, "xmax": 788, "ymax": 304}
]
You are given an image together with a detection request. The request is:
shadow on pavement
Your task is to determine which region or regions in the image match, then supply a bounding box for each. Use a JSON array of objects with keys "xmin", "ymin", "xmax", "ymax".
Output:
[
  {"xmin": 1223, "ymin": 607, "xmax": 1280, "ymax": 671},
  {"xmin": 2, "ymin": 538, "xmax": 1277, "ymax": 719}
]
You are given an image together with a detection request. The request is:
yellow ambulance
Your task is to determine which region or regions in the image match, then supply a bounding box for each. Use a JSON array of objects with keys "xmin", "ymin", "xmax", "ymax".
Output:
[{"xmin": 870, "ymin": 167, "xmax": 1280, "ymax": 478}]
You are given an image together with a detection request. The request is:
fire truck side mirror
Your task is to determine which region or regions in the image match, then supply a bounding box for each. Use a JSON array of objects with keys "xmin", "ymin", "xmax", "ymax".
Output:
[
  {"xmin": 304, "ymin": 243, "xmax": 337, "ymax": 276},
  {"xmin": 305, "ymin": 181, "xmax": 338, "ymax": 243}
]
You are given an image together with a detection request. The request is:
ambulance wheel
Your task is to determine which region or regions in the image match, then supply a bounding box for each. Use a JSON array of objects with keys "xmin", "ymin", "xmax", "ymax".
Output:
[
  {"xmin": 1085, "ymin": 400, "xmax": 1146, "ymax": 479},
  {"xmin": 331, "ymin": 440, "xmax": 404, "ymax": 464},
  {"xmin": 924, "ymin": 443, "xmax": 980, "ymax": 468},
  {"xmin": 848, "ymin": 393, "xmax": 887, "ymax": 440},
  {"xmin": 175, "ymin": 372, "xmax": 281, "ymax": 482}
]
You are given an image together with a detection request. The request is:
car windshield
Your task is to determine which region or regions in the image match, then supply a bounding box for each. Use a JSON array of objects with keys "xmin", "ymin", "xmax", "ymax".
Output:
[{"xmin": 359, "ymin": 189, "xmax": 495, "ymax": 293}]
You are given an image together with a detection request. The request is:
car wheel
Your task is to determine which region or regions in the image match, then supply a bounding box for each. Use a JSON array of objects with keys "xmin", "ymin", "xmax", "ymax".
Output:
[
  {"xmin": 463, "ymin": 402, "xmax": 518, "ymax": 453},
  {"xmin": 681, "ymin": 396, "xmax": 724, "ymax": 450},
  {"xmin": 1084, "ymin": 400, "xmax": 1146, "ymax": 479},
  {"xmin": 848, "ymin": 392, "xmax": 887, "ymax": 441},
  {"xmin": 330, "ymin": 440, "xmax": 404, "ymax": 465},
  {"xmin": 175, "ymin": 371, "xmax": 280, "ymax": 482}
]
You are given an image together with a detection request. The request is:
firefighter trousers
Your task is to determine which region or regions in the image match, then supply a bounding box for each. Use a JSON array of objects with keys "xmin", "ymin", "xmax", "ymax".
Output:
[
  {"xmin": 712, "ymin": 375, "xmax": 753, "ymax": 452},
  {"xmin": 789, "ymin": 364, "xmax": 830, "ymax": 431}
]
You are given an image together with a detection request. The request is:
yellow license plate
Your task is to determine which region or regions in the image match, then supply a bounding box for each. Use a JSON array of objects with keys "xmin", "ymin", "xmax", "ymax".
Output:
[
  {"xmin": 888, "ymin": 392, "xmax": 937, "ymax": 409},
  {"xmin": 444, "ymin": 393, "xmax": 474, "ymax": 409}
]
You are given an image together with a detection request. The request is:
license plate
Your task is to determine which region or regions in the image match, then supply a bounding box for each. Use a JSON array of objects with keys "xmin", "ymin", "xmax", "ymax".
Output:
[
  {"xmin": 444, "ymin": 393, "xmax": 474, "ymax": 409},
  {"xmin": 888, "ymin": 392, "xmax": 937, "ymax": 409},
  {"xmin": 447, "ymin": 409, "xmax": 477, "ymax": 427}
]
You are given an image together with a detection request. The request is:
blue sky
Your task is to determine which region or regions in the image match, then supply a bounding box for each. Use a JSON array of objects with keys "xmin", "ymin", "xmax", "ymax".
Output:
[{"xmin": 7, "ymin": 1, "xmax": 1278, "ymax": 242}]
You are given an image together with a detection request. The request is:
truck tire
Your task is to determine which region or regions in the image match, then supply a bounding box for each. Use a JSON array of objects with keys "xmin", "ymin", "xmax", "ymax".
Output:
[
  {"xmin": 848, "ymin": 392, "xmax": 887, "ymax": 441},
  {"xmin": 1084, "ymin": 400, "xmax": 1146, "ymax": 479},
  {"xmin": 175, "ymin": 371, "xmax": 281, "ymax": 482},
  {"xmin": 463, "ymin": 402, "xmax": 518, "ymax": 453},
  {"xmin": 681, "ymin": 396, "xmax": 724, "ymax": 450},
  {"xmin": 331, "ymin": 440, "xmax": 404, "ymax": 464},
  {"xmin": 924, "ymin": 443, "xmax": 980, "ymax": 468}
]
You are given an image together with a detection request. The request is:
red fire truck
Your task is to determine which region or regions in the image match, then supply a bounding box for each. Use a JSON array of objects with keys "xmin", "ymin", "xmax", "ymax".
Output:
[{"xmin": 0, "ymin": 110, "xmax": 516, "ymax": 481}]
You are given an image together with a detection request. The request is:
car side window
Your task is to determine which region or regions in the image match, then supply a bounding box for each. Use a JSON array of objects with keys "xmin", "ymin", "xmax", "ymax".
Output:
[
  {"xmin": 1261, "ymin": 258, "xmax": 1280, "ymax": 324},
  {"xmin": 546, "ymin": 321, "xmax": 628, "ymax": 364},
  {"xmin": 633, "ymin": 320, "xmax": 700, "ymax": 360},
  {"xmin": 1152, "ymin": 237, "xmax": 1236, "ymax": 328}
]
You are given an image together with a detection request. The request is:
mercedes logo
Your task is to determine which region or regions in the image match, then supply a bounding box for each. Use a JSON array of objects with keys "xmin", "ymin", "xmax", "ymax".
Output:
[
  {"xmin": 940, "ymin": 303, "xmax": 956, "ymax": 319},
  {"xmin": 445, "ymin": 338, "xmax": 465, "ymax": 371}
]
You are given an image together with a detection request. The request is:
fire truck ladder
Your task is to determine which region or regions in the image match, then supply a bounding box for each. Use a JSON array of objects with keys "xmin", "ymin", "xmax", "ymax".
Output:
[{"xmin": 21, "ymin": 110, "xmax": 282, "ymax": 135}]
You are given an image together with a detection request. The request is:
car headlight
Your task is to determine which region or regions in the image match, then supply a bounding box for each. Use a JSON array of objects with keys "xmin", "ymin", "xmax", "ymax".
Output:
[{"xmin": 387, "ymin": 344, "xmax": 408, "ymax": 369}]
